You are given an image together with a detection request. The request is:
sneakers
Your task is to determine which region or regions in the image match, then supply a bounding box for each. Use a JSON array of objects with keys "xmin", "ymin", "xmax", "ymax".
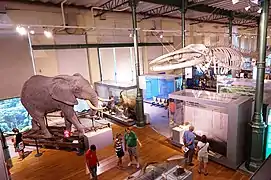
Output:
[{"xmin": 128, "ymin": 162, "xmax": 140, "ymax": 168}]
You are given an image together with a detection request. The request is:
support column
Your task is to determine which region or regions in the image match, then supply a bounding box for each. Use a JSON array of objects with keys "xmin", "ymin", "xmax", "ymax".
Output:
[
  {"xmin": 246, "ymin": 0, "xmax": 269, "ymax": 172},
  {"xmin": 181, "ymin": 0, "xmax": 187, "ymax": 48},
  {"xmin": 228, "ymin": 14, "xmax": 236, "ymax": 77},
  {"xmin": 130, "ymin": 0, "xmax": 145, "ymax": 127}
]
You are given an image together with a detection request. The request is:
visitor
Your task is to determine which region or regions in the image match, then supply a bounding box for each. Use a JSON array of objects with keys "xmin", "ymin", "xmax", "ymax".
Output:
[
  {"xmin": 183, "ymin": 125, "xmax": 195, "ymax": 166},
  {"xmin": 85, "ymin": 144, "xmax": 100, "ymax": 180},
  {"xmin": 197, "ymin": 135, "xmax": 209, "ymax": 176},
  {"xmin": 168, "ymin": 99, "xmax": 176, "ymax": 118},
  {"xmin": 12, "ymin": 128, "xmax": 25, "ymax": 160},
  {"xmin": 114, "ymin": 133, "xmax": 124, "ymax": 168},
  {"xmin": 124, "ymin": 127, "xmax": 142, "ymax": 168}
]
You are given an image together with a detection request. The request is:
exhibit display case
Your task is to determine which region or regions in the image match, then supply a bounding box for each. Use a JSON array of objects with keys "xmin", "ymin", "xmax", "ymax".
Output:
[
  {"xmin": 134, "ymin": 162, "xmax": 192, "ymax": 180},
  {"xmin": 142, "ymin": 74, "xmax": 183, "ymax": 101},
  {"xmin": 94, "ymin": 80, "xmax": 137, "ymax": 125},
  {"xmin": 94, "ymin": 80, "xmax": 136, "ymax": 100},
  {"xmin": 0, "ymin": 97, "xmax": 32, "ymax": 134},
  {"xmin": 169, "ymin": 89, "xmax": 253, "ymax": 169}
]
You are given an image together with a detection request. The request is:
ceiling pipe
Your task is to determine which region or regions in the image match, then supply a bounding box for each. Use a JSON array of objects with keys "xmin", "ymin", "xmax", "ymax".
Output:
[{"xmin": 59, "ymin": 0, "xmax": 67, "ymax": 31}]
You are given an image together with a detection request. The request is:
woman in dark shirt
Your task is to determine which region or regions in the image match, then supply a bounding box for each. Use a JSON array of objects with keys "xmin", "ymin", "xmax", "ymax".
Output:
[{"xmin": 12, "ymin": 128, "xmax": 25, "ymax": 160}]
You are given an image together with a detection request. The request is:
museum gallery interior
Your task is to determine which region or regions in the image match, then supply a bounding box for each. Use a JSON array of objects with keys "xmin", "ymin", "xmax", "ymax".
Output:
[{"xmin": 1, "ymin": 0, "xmax": 271, "ymax": 179}]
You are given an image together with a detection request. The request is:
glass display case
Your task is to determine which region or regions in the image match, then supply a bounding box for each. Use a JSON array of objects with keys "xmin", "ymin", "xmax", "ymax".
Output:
[
  {"xmin": 94, "ymin": 80, "xmax": 137, "ymax": 100},
  {"xmin": 0, "ymin": 97, "xmax": 32, "ymax": 134},
  {"xmin": 169, "ymin": 89, "xmax": 253, "ymax": 169},
  {"xmin": 142, "ymin": 74, "xmax": 183, "ymax": 101},
  {"xmin": 133, "ymin": 162, "xmax": 192, "ymax": 180}
]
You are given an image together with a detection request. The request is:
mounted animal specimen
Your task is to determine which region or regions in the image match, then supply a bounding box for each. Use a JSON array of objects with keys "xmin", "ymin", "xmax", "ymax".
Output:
[
  {"xmin": 21, "ymin": 73, "xmax": 106, "ymax": 138},
  {"xmin": 149, "ymin": 44, "xmax": 244, "ymax": 75},
  {"xmin": 118, "ymin": 91, "xmax": 136, "ymax": 119}
]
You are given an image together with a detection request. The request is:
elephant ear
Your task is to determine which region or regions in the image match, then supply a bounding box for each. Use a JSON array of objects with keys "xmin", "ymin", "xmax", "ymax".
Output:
[{"xmin": 49, "ymin": 77, "xmax": 78, "ymax": 106}]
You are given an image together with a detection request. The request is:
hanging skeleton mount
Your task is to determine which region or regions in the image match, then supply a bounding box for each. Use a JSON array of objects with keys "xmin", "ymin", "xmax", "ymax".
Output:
[{"xmin": 149, "ymin": 44, "xmax": 244, "ymax": 75}]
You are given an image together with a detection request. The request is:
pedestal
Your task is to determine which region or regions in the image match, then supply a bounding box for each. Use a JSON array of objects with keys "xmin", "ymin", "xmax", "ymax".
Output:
[{"xmin": 84, "ymin": 127, "xmax": 113, "ymax": 150}]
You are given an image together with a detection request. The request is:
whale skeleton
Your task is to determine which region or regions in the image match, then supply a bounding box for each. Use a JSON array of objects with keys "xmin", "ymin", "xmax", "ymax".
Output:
[{"xmin": 149, "ymin": 44, "xmax": 245, "ymax": 75}]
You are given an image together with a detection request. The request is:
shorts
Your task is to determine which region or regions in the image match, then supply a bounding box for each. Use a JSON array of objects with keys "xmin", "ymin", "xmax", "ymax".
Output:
[
  {"xmin": 198, "ymin": 155, "xmax": 208, "ymax": 163},
  {"xmin": 128, "ymin": 146, "xmax": 138, "ymax": 157},
  {"xmin": 116, "ymin": 150, "xmax": 124, "ymax": 158}
]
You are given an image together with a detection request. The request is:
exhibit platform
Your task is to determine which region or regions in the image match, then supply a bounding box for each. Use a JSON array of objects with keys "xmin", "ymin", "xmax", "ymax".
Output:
[{"xmin": 103, "ymin": 111, "xmax": 135, "ymax": 126}]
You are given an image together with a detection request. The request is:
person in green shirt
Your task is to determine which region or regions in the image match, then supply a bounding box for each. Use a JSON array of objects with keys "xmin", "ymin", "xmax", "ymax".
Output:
[{"xmin": 124, "ymin": 127, "xmax": 142, "ymax": 168}]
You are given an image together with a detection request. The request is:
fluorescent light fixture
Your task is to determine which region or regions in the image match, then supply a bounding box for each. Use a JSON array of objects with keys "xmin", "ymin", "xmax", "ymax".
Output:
[
  {"xmin": 16, "ymin": 26, "xmax": 27, "ymax": 35},
  {"xmin": 29, "ymin": 30, "xmax": 35, "ymax": 35},
  {"xmin": 160, "ymin": 34, "xmax": 163, "ymax": 38},
  {"xmin": 257, "ymin": 8, "xmax": 262, "ymax": 13},
  {"xmin": 245, "ymin": 5, "xmax": 251, "ymax": 11},
  {"xmin": 244, "ymin": 36, "xmax": 247, "ymax": 38},
  {"xmin": 44, "ymin": 30, "xmax": 52, "ymax": 38},
  {"xmin": 232, "ymin": 0, "xmax": 239, "ymax": 4}
]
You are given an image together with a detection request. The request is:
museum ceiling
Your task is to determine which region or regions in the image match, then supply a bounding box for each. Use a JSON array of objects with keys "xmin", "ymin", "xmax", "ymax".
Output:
[{"xmin": 5, "ymin": 0, "xmax": 269, "ymax": 27}]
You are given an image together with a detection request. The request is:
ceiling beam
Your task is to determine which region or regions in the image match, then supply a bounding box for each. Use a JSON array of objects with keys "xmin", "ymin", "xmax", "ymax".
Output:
[
  {"xmin": 140, "ymin": 5, "xmax": 180, "ymax": 20},
  {"xmin": 94, "ymin": 0, "xmax": 129, "ymax": 17},
  {"xmin": 140, "ymin": 0, "xmax": 258, "ymax": 21}
]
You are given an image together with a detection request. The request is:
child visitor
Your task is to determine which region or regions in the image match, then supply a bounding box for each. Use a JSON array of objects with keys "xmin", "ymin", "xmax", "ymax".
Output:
[
  {"xmin": 197, "ymin": 135, "xmax": 209, "ymax": 176},
  {"xmin": 114, "ymin": 133, "xmax": 124, "ymax": 168},
  {"xmin": 86, "ymin": 144, "xmax": 100, "ymax": 180},
  {"xmin": 12, "ymin": 128, "xmax": 25, "ymax": 160}
]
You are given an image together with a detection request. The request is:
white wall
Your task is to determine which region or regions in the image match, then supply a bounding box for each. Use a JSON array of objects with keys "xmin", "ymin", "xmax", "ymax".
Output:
[{"xmin": 0, "ymin": 34, "xmax": 34, "ymax": 99}]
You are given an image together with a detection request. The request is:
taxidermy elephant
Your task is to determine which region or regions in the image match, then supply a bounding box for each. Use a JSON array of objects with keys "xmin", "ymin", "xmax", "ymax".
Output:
[{"xmin": 21, "ymin": 73, "xmax": 102, "ymax": 138}]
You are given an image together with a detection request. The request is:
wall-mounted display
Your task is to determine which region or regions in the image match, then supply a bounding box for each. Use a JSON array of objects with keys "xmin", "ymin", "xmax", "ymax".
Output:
[
  {"xmin": 217, "ymin": 76, "xmax": 271, "ymax": 103},
  {"xmin": 141, "ymin": 74, "xmax": 182, "ymax": 101},
  {"xmin": 169, "ymin": 89, "xmax": 253, "ymax": 169},
  {"xmin": 0, "ymin": 97, "xmax": 31, "ymax": 134}
]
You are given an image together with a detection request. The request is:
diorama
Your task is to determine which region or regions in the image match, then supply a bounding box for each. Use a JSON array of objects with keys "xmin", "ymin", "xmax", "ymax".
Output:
[
  {"xmin": 0, "ymin": 97, "xmax": 31, "ymax": 134},
  {"xmin": 142, "ymin": 74, "xmax": 182, "ymax": 106},
  {"xmin": 169, "ymin": 89, "xmax": 253, "ymax": 169},
  {"xmin": 94, "ymin": 80, "xmax": 137, "ymax": 126}
]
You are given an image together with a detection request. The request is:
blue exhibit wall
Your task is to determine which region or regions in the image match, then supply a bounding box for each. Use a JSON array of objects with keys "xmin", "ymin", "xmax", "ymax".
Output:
[
  {"xmin": 0, "ymin": 97, "xmax": 31, "ymax": 134},
  {"xmin": 143, "ymin": 76, "xmax": 183, "ymax": 100}
]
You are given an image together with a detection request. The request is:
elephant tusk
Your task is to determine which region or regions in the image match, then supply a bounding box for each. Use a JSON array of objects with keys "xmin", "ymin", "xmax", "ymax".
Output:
[
  {"xmin": 98, "ymin": 97, "xmax": 111, "ymax": 102},
  {"xmin": 86, "ymin": 100, "xmax": 105, "ymax": 111}
]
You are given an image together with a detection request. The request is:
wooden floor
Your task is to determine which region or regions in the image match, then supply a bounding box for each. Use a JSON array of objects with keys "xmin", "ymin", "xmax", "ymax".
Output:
[{"xmin": 10, "ymin": 125, "xmax": 250, "ymax": 180}]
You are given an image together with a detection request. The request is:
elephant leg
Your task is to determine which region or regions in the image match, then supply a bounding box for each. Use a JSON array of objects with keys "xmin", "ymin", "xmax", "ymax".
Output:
[
  {"xmin": 67, "ymin": 113, "xmax": 85, "ymax": 136},
  {"xmin": 64, "ymin": 117, "xmax": 72, "ymax": 132},
  {"xmin": 31, "ymin": 119, "xmax": 40, "ymax": 131},
  {"xmin": 35, "ymin": 116, "xmax": 53, "ymax": 138}
]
